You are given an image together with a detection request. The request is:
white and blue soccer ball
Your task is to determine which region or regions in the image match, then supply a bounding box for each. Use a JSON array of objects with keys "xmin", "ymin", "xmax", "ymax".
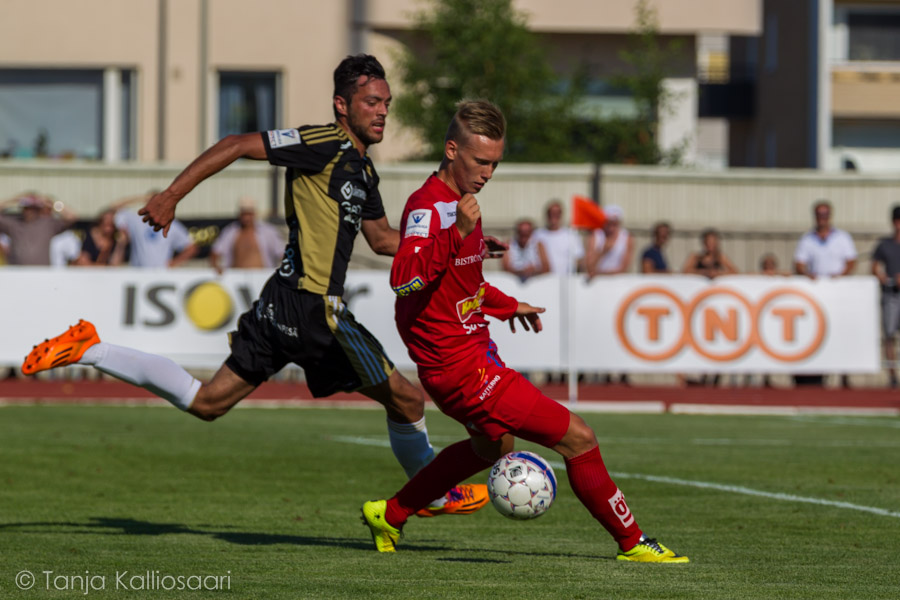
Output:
[{"xmin": 487, "ymin": 451, "xmax": 557, "ymax": 520}]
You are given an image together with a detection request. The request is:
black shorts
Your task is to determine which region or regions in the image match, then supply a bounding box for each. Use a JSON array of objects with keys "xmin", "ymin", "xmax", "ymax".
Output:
[{"xmin": 225, "ymin": 276, "xmax": 395, "ymax": 397}]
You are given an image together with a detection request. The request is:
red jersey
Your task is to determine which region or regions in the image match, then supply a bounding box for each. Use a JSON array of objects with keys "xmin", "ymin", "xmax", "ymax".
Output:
[{"xmin": 391, "ymin": 174, "xmax": 518, "ymax": 371}]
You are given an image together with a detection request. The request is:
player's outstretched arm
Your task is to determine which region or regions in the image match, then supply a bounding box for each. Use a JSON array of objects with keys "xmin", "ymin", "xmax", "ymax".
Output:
[
  {"xmin": 140, "ymin": 133, "xmax": 266, "ymax": 237},
  {"xmin": 509, "ymin": 302, "xmax": 545, "ymax": 334},
  {"xmin": 361, "ymin": 216, "xmax": 400, "ymax": 256}
]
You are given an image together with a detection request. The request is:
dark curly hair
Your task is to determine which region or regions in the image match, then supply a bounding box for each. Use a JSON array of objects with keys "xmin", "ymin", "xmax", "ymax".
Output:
[{"xmin": 333, "ymin": 54, "xmax": 386, "ymax": 119}]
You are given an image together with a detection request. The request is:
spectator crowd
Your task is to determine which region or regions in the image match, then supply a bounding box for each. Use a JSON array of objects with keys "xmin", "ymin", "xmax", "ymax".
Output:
[
  {"xmin": 0, "ymin": 191, "xmax": 284, "ymax": 272},
  {"xmin": 494, "ymin": 197, "xmax": 900, "ymax": 390},
  {"xmin": 3, "ymin": 191, "xmax": 898, "ymax": 389}
]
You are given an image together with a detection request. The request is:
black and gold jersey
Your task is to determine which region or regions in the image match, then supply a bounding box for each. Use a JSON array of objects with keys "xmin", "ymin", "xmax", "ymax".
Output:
[{"xmin": 262, "ymin": 123, "xmax": 385, "ymax": 296}]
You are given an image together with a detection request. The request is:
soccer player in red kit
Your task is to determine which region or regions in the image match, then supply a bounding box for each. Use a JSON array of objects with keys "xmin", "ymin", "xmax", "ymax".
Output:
[{"xmin": 361, "ymin": 100, "xmax": 688, "ymax": 562}]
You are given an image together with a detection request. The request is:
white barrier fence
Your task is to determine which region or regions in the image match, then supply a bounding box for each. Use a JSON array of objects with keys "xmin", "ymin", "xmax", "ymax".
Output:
[{"xmin": 0, "ymin": 268, "xmax": 880, "ymax": 375}]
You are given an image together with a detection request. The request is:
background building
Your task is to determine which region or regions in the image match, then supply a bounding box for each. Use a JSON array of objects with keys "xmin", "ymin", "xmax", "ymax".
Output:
[
  {"xmin": 723, "ymin": 0, "xmax": 900, "ymax": 172},
  {"xmin": 0, "ymin": 0, "xmax": 761, "ymax": 166}
]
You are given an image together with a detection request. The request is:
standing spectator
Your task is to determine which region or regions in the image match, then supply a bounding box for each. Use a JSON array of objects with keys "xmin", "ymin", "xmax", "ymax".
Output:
[
  {"xmin": 871, "ymin": 205, "xmax": 900, "ymax": 388},
  {"xmin": 75, "ymin": 209, "xmax": 128, "ymax": 266},
  {"xmin": 793, "ymin": 200, "xmax": 856, "ymax": 387},
  {"xmin": 532, "ymin": 199, "xmax": 584, "ymax": 274},
  {"xmin": 794, "ymin": 200, "xmax": 857, "ymax": 279},
  {"xmin": 50, "ymin": 230, "xmax": 83, "ymax": 267},
  {"xmin": 44, "ymin": 198, "xmax": 82, "ymax": 267},
  {"xmin": 0, "ymin": 233, "xmax": 9, "ymax": 265},
  {"xmin": 640, "ymin": 222, "xmax": 672, "ymax": 274},
  {"xmin": 585, "ymin": 204, "xmax": 634, "ymax": 385},
  {"xmin": 209, "ymin": 197, "xmax": 285, "ymax": 274},
  {"xmin": 532, "ymin": 200, "xmax": 585, "ymax": 383},
  {"xmin": 501, "ymin": 218, "xmax": 548, "ymax": 282},
  {"xmin": 0, "ymin": 193, "xmax": 77, "ymax": 265},
  {"xmin": 752, "ymin": 252, "xmax": 790, "ymax": 388},
  {"xmin": 682, "ymin": 228, "xmax": 737, "ymax": 386},
  {"xmin": 585, "ymin": 204, "xmax": 634, "ymax": 277},
  {"xmin": 114, "ymin": 195, "xmax": 198, "ymax": 268},
  {"xmin": 683, "ymin": 228, "xmax": 738, "ymax": 278},
  {"xmin": 758, "ymin": 253, "xmax": 788, "ymax": 276}
]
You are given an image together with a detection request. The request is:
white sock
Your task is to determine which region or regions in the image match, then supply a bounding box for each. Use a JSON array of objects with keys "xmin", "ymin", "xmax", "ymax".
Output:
[
  {"xmin": 79, "ymin": 343, "xmax": 201, "ymax": 411},
  {"xmin": 386, "ymin": 417, "xmax": 435, "ymax": 479}
]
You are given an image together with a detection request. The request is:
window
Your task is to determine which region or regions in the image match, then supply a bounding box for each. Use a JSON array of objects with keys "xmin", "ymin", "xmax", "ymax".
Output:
[
  {"xmin": 0, "ymin": 69, "xmax": 133, "ymax": 160},
  {"xmin": 834, "ymin": 119, "xmax": 900, "ymax": 148},
  {"xmin": 218, "ymin": 72, "xmax": 279, "ymax": 137},
  {"xmin": 848, "ymin": 13, "xmax": 900, "ymax": 61}
]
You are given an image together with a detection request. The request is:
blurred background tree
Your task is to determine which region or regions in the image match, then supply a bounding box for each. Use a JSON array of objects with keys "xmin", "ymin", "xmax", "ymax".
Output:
[
  {"xmin": 393, "ymin": 0, "xmax": 682, "ymax": 165},
  {"xmin": 392, "ymin": 0, "xmax": 578, "ymax": 162}
]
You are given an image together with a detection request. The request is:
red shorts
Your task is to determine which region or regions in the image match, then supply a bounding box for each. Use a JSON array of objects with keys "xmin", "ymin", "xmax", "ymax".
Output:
[{"xmin": 419, "ymin": 343, "xmax": 570, "ymax": 447}]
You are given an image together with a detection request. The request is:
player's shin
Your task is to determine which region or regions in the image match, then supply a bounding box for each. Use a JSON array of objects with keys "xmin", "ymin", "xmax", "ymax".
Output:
[
  {"xmin": 565, "ymin": 445, "xmax": 643, "ymax": 551},
  {"xmin": 80, "ymin": 343, "xmax": 201, "ymax": 410},
  {"xmin": 386, "ymin": 439, "xmax": 493, "ymax": 527},
  {"xmin": 386, "ymin": 417, "xmax": 435, "ymax": 478}
]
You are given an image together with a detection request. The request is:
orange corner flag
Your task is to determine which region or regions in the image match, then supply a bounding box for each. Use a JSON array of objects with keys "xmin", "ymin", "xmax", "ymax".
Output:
[{"xmin": 571, "ymin": 195, "xmax": 606, "ymax": 230}]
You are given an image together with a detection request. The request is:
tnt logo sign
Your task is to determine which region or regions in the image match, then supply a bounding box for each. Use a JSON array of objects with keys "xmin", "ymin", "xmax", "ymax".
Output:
[{"xmin": 616, "ymin": 286, "xmax": 826, "ymax": 362}]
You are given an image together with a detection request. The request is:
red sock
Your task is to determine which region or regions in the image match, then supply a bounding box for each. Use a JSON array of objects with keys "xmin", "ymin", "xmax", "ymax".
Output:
[
  {"xmin": 385, "ymin": 439, "xmax": 493, "ymax": 528},
  {"xmin": 565, "ymin": 446, "xmax": 643, "ymax": 550}
]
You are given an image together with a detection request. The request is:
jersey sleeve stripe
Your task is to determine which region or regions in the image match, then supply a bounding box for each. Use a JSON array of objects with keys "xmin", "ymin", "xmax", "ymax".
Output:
[
  {"xmin": 302, "ymin": 125, "xmax": 337, "ymax": 137},
  {"xmin": 303, "ymin": 136, "xmax": 342, "ymax": 146}
]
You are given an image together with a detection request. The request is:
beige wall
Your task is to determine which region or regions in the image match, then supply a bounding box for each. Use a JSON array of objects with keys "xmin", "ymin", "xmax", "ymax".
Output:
[
  {"xmin": 1, "ymin": 0, "xmax": 761, "ymax": 164},
  {"xmin": 0, "ymin": 0, "xmax": 353, "ymax": 161},
  {"xmin": 165, "ymin": 0, "xmax": 203, "ymax": 160},
  {"xmin": 367, "ymin": 0, "xmax": 761, "ymax": 34},
  {"xmin": 206, "ymin": 0, "xmax": 349, "ymax": 139},
  {"xmin": 0, "ymin": 0, "xmax": 158, "ymax": 64},
  {"xmin": 0, "ymin": 0, "xmax": 161, "ymax": 160},
  {"xmin": 832, "ymin": 69, "xmax": 900, "ymax": 118}
]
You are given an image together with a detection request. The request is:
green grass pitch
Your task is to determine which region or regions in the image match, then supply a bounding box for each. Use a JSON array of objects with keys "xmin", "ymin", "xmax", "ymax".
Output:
[{"xmin": 1, "ymin": 404, "xmax": 898, "ymax": 599}]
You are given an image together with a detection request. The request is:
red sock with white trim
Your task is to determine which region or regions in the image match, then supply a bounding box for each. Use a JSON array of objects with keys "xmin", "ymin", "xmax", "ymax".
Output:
[
  {"xmin": 565, "ymin": 445, "xmax": 643, "ymax": 550},
  {"xmin": 385, "ymin": 439, "xmax": 493, "ymax": 528}
]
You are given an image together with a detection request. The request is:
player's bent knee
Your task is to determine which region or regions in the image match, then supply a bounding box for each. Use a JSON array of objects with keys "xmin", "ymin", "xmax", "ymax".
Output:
[
  {"xmin": 187, "ymin": 402, "xmax": 222, "ymax": 422},
  {"xmin": 556, "ymin": 415, "xmax": 599, "ymax": 457},
  {"xmin": 186, "ymin": 393, "xmax": 229, "ymax": 422},
  {"xmin": 470, "ymin": 434, "xmax": 513, "ymax": 463},
  {"xmin": 387, "ymin": 380, "xmax": 425, "ymax": 420}
]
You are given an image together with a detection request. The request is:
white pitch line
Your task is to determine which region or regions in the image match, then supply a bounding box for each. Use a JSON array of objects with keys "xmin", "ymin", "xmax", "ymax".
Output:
[
  {"xmin": 327, "ymin": 435, "xmax": 900, "ymax": 520},
  {"xmin": 329, "ymin": 435, "xmax": 393, "ymax": 448},
  {"xmin": 610, "ymin": 472, "xmax": 900, "ymax": 520},
  {"xmin": 789, "ymin": 415, "xmax": 900, "ymax": 429},
  {"xmin": 599, "ymin": 436, "xmax": 900, "ymax": 448}
]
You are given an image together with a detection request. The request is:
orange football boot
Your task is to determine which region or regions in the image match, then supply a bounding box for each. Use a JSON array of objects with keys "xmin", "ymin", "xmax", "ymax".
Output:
[
  {"xmin": 21, "ymin": 320, "xmax": 100, "ymax": 376},
  {"xmin": 415, "ymin": 483, "xmax": 490, "ymax": 517}
]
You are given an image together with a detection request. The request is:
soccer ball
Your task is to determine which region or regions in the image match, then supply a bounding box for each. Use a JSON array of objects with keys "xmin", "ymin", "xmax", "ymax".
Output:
[{"xmin": 486, "ymin": 450, "xmax": 557, "ymax": 520}]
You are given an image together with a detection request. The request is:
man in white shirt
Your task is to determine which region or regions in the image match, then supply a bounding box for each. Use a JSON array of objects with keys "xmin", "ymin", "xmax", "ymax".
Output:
[
  {"xmin": 793, "ymin": 200, "xmax": 856, "ymax": 387},
  {"xmin": 532, "ymin": 199, "xmax": 583, "ymax": 274},
  {"xmin": 501, "ymin": 218, "xmax": 549, "ymax": 282},
  {"xmin": 793, "ymin": 200, "xmax": 857, "ymax": 278},
  {"xmin": 115, "ymin": 205, "xmax": 197, "ymax": 268},
  {"xmin": 50, "ymin": 229, "xmax": 83, "ymax": 267}
]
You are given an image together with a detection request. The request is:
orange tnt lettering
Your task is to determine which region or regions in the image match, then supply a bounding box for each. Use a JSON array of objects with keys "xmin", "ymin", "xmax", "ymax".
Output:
[
  {"xmin": 636, "ymin": 306, "xmax": 670, "ymax": 342},
  {"xmin": 771, "ymin": 307, "xmax": 806, "ymax": 342},
  {"xmin": 703, "ymin": 307, "xmax": 738, "ymax": 342}
]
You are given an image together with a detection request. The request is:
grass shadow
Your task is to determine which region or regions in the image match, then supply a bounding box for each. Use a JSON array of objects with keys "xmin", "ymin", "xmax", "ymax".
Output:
[
  {"xmin": 0, "ymin": 517, "xmax": 448, "ymax": 552},
  {"xmin": 1, "ymin": 518, "xmax": 612, "ymax": 558}
]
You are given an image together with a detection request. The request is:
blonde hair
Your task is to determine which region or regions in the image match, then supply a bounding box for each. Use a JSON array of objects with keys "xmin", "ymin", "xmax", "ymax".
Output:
[{"xmin": 445, "ymin": 100, "xmax": 506, "ymax": 144}]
